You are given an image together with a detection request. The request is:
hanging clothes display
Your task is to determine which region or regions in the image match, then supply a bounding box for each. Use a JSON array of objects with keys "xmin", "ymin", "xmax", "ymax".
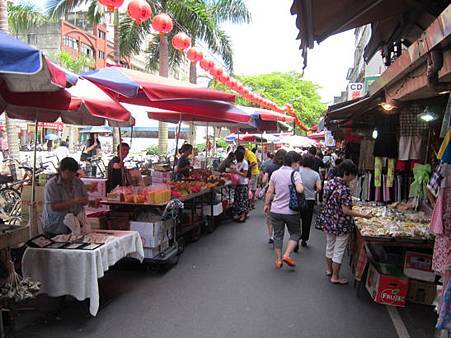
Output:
[
  {"xmin": 398, "ymin": 103, "xmax": 428, "ymax": 161},
  {"xmin": 358, "ymin": 138, "xmax": 375, "ymax": 171},
  {"xmin": 373, "ymin": 113, "xmax": 398, "ymax": 158},
  {"xmin": 387, "ymin": 159, "xmax": 395, "ymax": 188}
]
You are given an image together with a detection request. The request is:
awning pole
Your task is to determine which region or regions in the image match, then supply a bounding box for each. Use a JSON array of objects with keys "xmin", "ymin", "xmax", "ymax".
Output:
[
  {"xmin": 205, "ymin": 124, "xmax": 209, "ymax": 169},
  {"xmin": 118, "ymin": 127, "xmax": 125, "ymax": 186},
  {"xmin": 30, "ymin": 119, "xmax": 38, "ymax": 237},
  {"xmin": 173, "ymin": 119, "xmax": 182, "ymax": 174}
]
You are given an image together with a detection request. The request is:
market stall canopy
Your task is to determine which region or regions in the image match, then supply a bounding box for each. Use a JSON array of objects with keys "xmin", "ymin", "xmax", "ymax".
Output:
[
  {"xmin": 82, "ymin": 66, "xmax": 235, "ymax": 103},
  {"xmin": 276, "ymin": 134, "xmax": 318, "ymax": 148},
  {"xmin": 238, "ymin": 106, "xmax": 294, "ymax": 123},
  {"xmin": 0, "ymin": 32, "xmax": 78, "ymax": 92},
  {"xmin": 225, "ymin": 133, "xmax": 267, "ymax": 143},
  {"xmin": 290, "ymin": 0, "xmax": 449, "ymax": 68},
  {"xmin": 146, "ymin": 100, "xmax": 255, "ymax": 128},
  {"xmin": 0, "ymin": 78, "xmax": 132, "ymax": 126},
  {"xmin": 325, "ymin": 94, "xmax": 384, "ymax": 130}
]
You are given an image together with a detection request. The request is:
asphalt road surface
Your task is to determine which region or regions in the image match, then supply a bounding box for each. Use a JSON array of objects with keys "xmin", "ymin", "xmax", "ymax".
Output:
[{"xmin": 14, "ymin": 203, "xmax": 436, "ymax": 338}]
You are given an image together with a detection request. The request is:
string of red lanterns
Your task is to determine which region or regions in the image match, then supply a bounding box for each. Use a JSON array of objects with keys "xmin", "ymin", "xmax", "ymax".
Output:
[{"xmin": 97, "ymin": 0, "xmax": 309, "ymax": 130}]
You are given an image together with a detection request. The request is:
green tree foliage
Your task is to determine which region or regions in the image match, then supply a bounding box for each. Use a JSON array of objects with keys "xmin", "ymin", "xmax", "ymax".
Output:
[
  {"xmin": 7, "ymin": 2, "xmax": 49, "ymax": 36},
  {"xmin": 50, "ymin": 51, "xmax": 94, "ymax": 74},
  {"xmin": 210, "ymin": 72, "xmax": 325, "ymax": 128}
]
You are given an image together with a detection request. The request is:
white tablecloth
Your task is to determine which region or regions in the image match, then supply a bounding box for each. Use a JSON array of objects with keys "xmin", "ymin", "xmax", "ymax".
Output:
[{"xmin": 22, "ymin": 230, "xmax": 144, "ymax": 316}]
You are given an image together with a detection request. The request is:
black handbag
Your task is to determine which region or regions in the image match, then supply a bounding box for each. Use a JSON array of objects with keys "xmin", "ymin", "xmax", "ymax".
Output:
[
  {"xmin": 80, "ymin": 146, "xmax": 90, "ymax": 161},
  {"xmin": 288, "ymin": 171, "xmax": 307, "ymax": 212}
]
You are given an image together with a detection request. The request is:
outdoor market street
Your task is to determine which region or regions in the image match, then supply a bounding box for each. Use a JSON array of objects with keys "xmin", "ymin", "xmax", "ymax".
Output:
[{"xmin": 13, "ymin": 203, "xmax": 435, "ymax": 338}]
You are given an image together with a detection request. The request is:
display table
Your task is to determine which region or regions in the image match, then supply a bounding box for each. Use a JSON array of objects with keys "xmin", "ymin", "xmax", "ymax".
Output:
[
  {"xmin": 351, "ymin": 228, "xmax": 434, "ymax": 282},
  {"xmin": 21, "ymin": 230, "xmax": 144, "ymax": 316}
]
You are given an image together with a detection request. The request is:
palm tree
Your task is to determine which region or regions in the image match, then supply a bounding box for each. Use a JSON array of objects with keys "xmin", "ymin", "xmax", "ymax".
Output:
[
  {"xmin": 120, "ymin": 0, "xmax": 251, "ymax": 150},
  {"xmin": 0, "ymin": 1, "xmax": 50, "ymax": 163},
  {"xmin": 46, "ymin": 0, "xmax": 123, "ymax": 149}
]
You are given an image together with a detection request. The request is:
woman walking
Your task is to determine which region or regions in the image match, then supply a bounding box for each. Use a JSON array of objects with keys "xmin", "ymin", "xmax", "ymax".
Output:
[
  {"xmin": 261, "ymin": 149, "xmax": 287, "ymax": 245},
  {"xmin": 264, "ymin": 151, "xmax": 304, "ymax": 269},
  {"xmin": 298, "ymin": 155, "xmax": 322, "ymax": 248},
  {"xmin": 322, "ymin": 160, "xmax": 371, "ymax": 284},
  {"xmin": 232, "ymin": 148, "xmax": 249, "ymax": 222}
]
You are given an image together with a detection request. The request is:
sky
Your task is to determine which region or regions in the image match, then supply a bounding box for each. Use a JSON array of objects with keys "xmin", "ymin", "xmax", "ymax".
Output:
[
  {"xmin": 221, "ymin": 0, "xmax": 355, "ymax": 104},
  {"xmin": 25, "ymin": 0, "xmax": 355, "ymax": 104}
]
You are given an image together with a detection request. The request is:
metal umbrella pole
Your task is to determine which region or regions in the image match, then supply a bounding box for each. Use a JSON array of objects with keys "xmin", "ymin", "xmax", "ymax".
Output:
[
  {"xmin": 30, "ymin": 119, "xmax": 39, "ymax": 237},
  {"xmin": 172, "ymin": 119, "xmax": 182, "ymax": 174},
  {"xmin": 205, "ymin": 124, "xmax": 209, "ymax": 169}
]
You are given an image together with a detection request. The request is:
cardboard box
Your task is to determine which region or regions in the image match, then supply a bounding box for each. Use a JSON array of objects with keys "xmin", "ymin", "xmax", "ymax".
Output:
[
  {"xmin": 81, "ymin": 178, "xmax": 107, "ymax": 197},
  {"xmin": 130, "ymin": 220, "xmax": 162, "ymax": 248},
  {"xmin": 21, "ymin": 186, "xmax": 45, "ymax": 226},
  {"xmin": 404, "ymin": 251, "xmax": 435, "ymax": 282},
  {"xmin": 408, "ymin": 279, "xmax": 437, "ymax": 305},
  {"xmin": 366, "ymin": 263, "xmax": 409, "ymax": 307}
]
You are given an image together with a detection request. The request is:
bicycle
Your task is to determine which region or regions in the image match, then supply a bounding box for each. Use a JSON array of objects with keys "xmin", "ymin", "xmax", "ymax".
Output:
[{"xmin": 0, "ymin": 159, "xmax": 52, "ymax": 224}]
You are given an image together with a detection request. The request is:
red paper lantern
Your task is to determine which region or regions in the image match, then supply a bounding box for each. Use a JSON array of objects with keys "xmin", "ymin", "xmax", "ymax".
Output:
[
  {"xmin": 172, "ymin": 32, "xmax": 191, "ymax": 51},
  {"xmin": 152, "ymin": 13, "xmax": 173, "ymax": 34},
  {"xmin": 228, "ymin": 78, "xmax": 238, "ymax": 90},
  {"xmin": 210, "ymin": 65, "xmax": 224, "ymax": 78},
  {"xmin": 127, "ymin": 0, "xmax": 152, "ymax": 24},
  {"xmin": 200, "ymin": 58, "xmax": 215, "ymax": 71},
  {"xmin": 187, "ymin": 47, "xmax": 204, "ymax": 63},
  {"xmin": 99, "ymin": 0, "xmax": 124, "ymax": 11},
  {"xmin": 221, "ymin": 73, "xmax": 230, "ymax": 83}
]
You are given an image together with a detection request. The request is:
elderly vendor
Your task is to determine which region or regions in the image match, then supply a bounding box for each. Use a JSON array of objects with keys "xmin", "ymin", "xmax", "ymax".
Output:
[{"xmin": 42, "ymin": 157, "xmax": 89, "ymax": 236}]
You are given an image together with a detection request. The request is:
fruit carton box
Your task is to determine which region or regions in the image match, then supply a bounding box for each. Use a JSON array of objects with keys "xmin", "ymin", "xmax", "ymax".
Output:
[{"xmin": 366, "ymin": 263, "xmax": 409, "ymax": 307}]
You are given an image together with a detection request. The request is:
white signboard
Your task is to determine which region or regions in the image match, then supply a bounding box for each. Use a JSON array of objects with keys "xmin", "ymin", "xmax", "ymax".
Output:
[
  {"xmin": 324, "ymin": 130, "xmax": 336, "ymax": 147},
  {"xmin": 347, "ymin": 82, "xmax": 364, "ymax": 101}
]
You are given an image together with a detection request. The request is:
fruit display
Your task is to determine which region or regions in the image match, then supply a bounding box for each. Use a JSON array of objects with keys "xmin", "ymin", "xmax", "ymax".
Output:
[
  {"xmin": 190, "ymin": 169, "xmax": 212, "ymax": 181},
  {"xmin": 169, "ymin": 181, "xmax": 205, "ymax": 198},
  {"xmin": 353, "ymin": 204, "xmax": 433, "ymax": 239},
  {"xmin": 108, "ymin": 185, "xmax": 171, "ymax": 204},
  {"xmin": 205, "ymin": 175, "xmax": 226, "ymax": 189}
]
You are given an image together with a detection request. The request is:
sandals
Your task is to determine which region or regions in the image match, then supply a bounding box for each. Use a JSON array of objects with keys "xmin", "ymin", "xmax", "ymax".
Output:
[
  {"xmin": 330, "ymin": 278, "xmax": 348, "ymax": 285},
  {"xmin": 326, "ymin": 271, "xmax": 332, "ymax": 277},
  {"xmin": 282, "ymin": 256, "xmax": 296, "ymax": 267},
  {"xmin": 274, "ymin": 259, "xmax": 283, "ymax": 269}
]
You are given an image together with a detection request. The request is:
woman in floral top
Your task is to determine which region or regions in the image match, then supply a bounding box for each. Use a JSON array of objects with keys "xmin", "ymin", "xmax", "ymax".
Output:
[{"xmin": 323, "ymin": 160, "xmax": 371, "ymax": 285}]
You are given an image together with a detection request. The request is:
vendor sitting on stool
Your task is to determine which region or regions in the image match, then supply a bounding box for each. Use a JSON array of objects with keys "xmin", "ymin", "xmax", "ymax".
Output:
[
  {"xmin": 42, "ymin": 157, "xmax": 89, "ymax": 236},
  {"xmin": 107, "ymin": 142, "xmax": 130, "ymax": 193},
  {"xmin": 175, "ymin": 143, "xmax": 193, "ymax": 181}
]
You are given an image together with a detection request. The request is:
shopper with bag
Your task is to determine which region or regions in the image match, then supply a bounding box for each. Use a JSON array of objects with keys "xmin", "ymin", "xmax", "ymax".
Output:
[
  {"xmin": 322, "ymin": 160, "xmax": 371, "ymax": 285},
  {"xmin": 261, "ymin": 149, "xmax": 287, "ymax": 245},
  {"xmin": 297, "ymin": 155, "xmax": 322, "ymax": 248},
  {"xmin": 264, "ymin": 151, "xmax": 304, "ymax": 269}
]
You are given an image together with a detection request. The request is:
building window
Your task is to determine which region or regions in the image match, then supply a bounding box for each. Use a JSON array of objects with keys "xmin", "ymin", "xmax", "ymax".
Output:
[
  {"xmin": 27, "ymin": 33, "xmax": 37, "ymax": 45},
  {"xmin": 63, "ymin": 35, "xmax": 78, "ymax": 50},
  {"xmin": 81, "ymin": 43, "xmax": 94, "ymax": 57},
  {"xmin": 98, "ymin": 50, "xmax": 105, "ymax": 60},
  {"xmin": 98, "ymin": 30, "xmax": 106, "ymax": 40}
]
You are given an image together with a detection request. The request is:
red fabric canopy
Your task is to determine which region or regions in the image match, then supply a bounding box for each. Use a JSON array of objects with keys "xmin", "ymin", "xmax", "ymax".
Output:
[
  {"xmin": 0, "ymin": 79, "xmax": 132, "ymax": 125},
  {"xmin": 146, "ymin": 99, "xmax": 253, "ymax": 127},
  {"xmin": 83, "ymin": 67, "xmax": 235, "ymax": 104}
]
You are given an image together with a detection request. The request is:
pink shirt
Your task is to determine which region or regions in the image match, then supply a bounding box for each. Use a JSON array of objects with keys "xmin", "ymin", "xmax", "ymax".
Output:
[{"xmin": 269, "ymin": 166, "xmax": 302, "ymax": 215}]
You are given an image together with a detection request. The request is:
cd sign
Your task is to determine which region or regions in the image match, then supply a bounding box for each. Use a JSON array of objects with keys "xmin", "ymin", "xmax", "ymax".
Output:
[{"xmin": 347, "ymin": 83, "xmax": 364, "ymax": 100}]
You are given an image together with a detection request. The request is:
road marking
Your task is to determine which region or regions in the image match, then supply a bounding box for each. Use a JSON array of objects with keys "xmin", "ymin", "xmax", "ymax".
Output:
[{"xmin": 386, "ymin": 305, "xmax": 411, "ymax": 338}]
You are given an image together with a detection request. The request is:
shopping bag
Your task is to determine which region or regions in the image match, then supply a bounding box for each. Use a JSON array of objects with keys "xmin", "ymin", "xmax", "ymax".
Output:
[
  {"xmin": 230, "ymin": 173, "xmax": 241, "ymax": 186},
  {"xmin": 288, "ymin": 171, "xmax": 307, "ymax": 212}
]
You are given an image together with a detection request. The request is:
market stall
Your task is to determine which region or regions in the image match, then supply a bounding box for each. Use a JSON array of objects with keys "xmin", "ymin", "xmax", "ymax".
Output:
[
  {"xmin": 324, "ymin": 80, "xmax": 450, "ymax": 312},
  {"xmin": 22, "ymin": 230, "xmax": 144, "ymax": 316}
]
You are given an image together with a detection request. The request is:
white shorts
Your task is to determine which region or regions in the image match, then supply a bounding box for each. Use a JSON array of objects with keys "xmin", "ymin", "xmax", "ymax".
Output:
[{"xmin": 325, "ymin": 233, "xmax": 350, "ymax": 264}]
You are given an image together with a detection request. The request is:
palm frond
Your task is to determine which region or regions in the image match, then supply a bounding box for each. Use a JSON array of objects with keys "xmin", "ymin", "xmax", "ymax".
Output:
[
  {"xmin": 7, "ymin": 3, "xmax": 50, "ymax": 34},
  {"xmin": 119, "ymin": 14, "xmax": 153, "ymax": 57},
  {"xmin": 210, "ymin": 0, "xmax": 251, "ymax": 24},
  {"xmin": 86, "ymin": 1, "xmax": 104, "ymax": 25},
  {"xmin": 46, "ymin": 0, "xmax": 90, "ymax": 20},
  {"xmin": 145, "ymin": 33, "xmax": 186, "ymax": 73}
]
